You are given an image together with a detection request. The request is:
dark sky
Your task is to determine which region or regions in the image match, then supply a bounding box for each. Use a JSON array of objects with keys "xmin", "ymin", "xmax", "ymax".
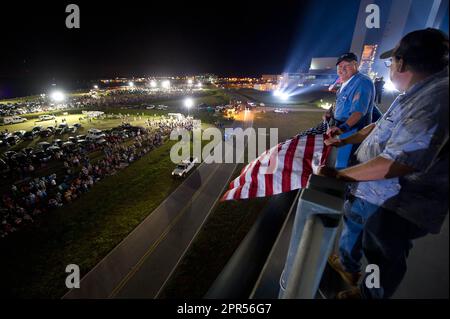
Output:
[{"xmin": 1, "ymin": 1, "xmax": 358, "ymax": 83}]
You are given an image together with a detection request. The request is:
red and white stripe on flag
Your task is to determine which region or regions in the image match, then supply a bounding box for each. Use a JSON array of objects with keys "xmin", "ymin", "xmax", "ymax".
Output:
[{"xmin": 221, "ymin": 133, "xmax": 331, "ymax": 201}]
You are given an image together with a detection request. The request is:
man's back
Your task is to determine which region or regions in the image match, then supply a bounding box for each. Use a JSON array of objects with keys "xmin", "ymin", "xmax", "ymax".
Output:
[{"xmin": 353, "ymin": 68, "xmax": 449, "ymax": 233}]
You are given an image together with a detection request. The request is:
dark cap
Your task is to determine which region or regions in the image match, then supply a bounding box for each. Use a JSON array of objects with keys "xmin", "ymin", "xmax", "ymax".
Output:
[
  {"xmin": 336, "ymin": 52, "xmax": 358, "ymax": 66},
  {"xmin": 380, "ymin": 28, "xmax": 449, "ymax": 63}
]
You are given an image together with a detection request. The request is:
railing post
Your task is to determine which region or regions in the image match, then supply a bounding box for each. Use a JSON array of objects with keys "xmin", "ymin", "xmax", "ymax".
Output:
[{"xmin": 279, "ymin": 147, "xmax": 346, "ymax": 299}]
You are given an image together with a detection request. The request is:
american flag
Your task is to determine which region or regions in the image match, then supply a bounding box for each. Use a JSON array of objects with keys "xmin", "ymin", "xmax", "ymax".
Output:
[{"xmin": 221, "ymin": 121, "xmax": 331, "ymax": 201}]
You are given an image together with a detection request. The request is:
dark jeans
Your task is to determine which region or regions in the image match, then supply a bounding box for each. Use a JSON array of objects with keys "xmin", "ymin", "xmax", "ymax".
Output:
[
  {"xmin": 359, "ymin": 204, "xmax": 428, "ymax": 299},
  {"xmin": 375, "ymin": 92, "xmax": 382, "ymax": 104}
]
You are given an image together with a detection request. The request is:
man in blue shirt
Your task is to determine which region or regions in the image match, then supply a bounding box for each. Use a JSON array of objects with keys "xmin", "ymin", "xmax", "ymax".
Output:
[
  {"xmin": 321, "ymin": 28, "xmax": 449, "ymax": 299},
  {"xmin": 327, "ymin": 53, "xmax": 375, "ymax": 169}
]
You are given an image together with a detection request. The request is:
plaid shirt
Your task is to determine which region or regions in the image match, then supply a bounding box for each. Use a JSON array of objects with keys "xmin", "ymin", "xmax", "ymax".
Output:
[{"xmin": 351, "ymin": 68, "xmax": 449, "ymax": 233}]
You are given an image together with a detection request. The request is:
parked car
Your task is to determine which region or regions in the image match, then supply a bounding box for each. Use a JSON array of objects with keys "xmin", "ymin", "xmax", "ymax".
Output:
[
  {"xmin": 0, "ymin": 116, "xmax": 27, "ymax": 125},
  {"xmin": 68, "ymin": 126, "xmax": 78, "ymax": 133},
  {"xmin": 22, "ymin": 131, "xmax": 35, "ymax": 140},
  {"xmin": 53, "ymin": 139, "xmax": 63, "ymax": 147},
  {"xmin": 86, "ymin": 128, "xmax": 106, "ymax": 140},
  {"xmin": 31, "ymin": 150, "xmax": 52, "ymax": 163},
  {"xmin": 13, "ymin": 130, "xmax": 26, "ymax": 138},
  {"xmin": 3, "ymin": 150, "xmax": 18, "ymax": 160},
  {"xmin": 37, "ymin": 141, "xmax": 52, "ymax": 150},
  {"xmin": 32, "ymin": 126, "xmax": 44, "ymax": 133},
  {"xmin": 39, "ymin": 129, "xmax": 54, "ymax": 138},
  {"xmin": 5, "ymin": 135, "xmax": 20, "ymax": 146},
  {"xmin": 61, "ymin": 141, "xmax": 77, "ymax": 152},
  {"xmin": 38, "ymin": 115, "xmax": 55, "ymax": 121},
  {"xmin": 21, "ymin": 147, "xmax": 34, "ymax": 156}
]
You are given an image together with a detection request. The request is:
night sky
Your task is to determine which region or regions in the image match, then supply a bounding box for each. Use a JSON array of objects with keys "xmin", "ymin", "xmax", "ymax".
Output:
[{"xmin": 0, "ymin": 0, "xmax": 359, "ymax": 96}]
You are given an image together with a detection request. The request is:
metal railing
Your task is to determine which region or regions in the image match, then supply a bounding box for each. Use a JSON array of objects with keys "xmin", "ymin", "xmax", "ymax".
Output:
[{"xmin": 205, "ymin": 147, "xmax": 346, "ymax": 299}]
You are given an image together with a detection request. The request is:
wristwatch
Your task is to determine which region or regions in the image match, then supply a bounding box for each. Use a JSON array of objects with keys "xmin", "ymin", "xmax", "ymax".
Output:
[{"xmin": 338, "ymin": 122, "xmax": 351, "ymax": 133}]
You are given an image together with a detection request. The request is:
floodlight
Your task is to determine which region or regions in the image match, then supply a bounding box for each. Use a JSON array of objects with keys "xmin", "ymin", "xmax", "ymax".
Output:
[{"xmin": 50, "ymin": 91, "xmax": 65, "ymax": 102}]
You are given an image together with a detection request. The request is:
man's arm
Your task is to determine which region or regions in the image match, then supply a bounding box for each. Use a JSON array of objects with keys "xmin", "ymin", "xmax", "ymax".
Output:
[
  {"xmin": 344, "ymin": 111, "xmax": 363, "ymax": 128},
  {"xmin": 325, "ymin": 123, "xmax": 376, "ymax": 147},
  {"xmin": 335, "ymin": 155, "xmax": 416, "ymax": 181}
]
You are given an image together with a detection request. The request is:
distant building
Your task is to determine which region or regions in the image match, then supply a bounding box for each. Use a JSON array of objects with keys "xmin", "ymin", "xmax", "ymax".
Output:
[
  {"xmin": 261, "ymin": 74, "xmax": 282, "ymax": 83},
  {"xmin": 253, "ymin": 83, "xmax": 278, "ymax": 91},
  {"xmin": 358, "ymin": 44, "xmax": 378, "ymax": 78}
]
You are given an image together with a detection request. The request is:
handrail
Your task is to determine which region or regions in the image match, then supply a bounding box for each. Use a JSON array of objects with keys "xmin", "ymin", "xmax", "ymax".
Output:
[
  {"xmin": 204, "ymin": 190, "xmax": 298, "ymax": 299},
  {"xmin": 205, "ymin": 147, "xmax": 345, "ymax": 299}
]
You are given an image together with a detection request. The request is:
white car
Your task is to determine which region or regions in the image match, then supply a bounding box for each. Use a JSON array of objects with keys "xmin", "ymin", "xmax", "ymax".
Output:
[
  {"xmin": 0, "ymin": 116, "xmax": 27, "ymax": 125},
  {"xmin": 274, "ymin": 108, "xmax": 288, "ymax": 114},
  {"xmin": 38, "ymin": 115, "xmax": 55, "ymax": 121},
  {"xmin": 86, "ymin": 128, "xmax": 106, "ymax": 140},
  {"xmin": 171, "ymin": 157, "xmax": 199, "ymax": 177}
]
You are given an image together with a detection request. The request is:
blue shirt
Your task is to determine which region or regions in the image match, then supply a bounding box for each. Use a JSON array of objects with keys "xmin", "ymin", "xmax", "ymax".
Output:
[
  {"xmin": 351, "ymin": 68, "xmax": 449, "ymax": 233},
  {"xmin": 334, "ymin": 72, "xmax": 375, "ymax": 130}
]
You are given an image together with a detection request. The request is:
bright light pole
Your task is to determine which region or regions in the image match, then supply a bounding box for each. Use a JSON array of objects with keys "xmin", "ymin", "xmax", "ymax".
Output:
[
  {"xmin": 184, "ymin": 97, "xmax": 193, "ymax": 117},
  {"xmin": 50, "ymin": 90, "xmax": 66, "ymax": 103},
  {"xmin": 162, "ymin": 80, "xmax": 171, "ymax": 89}
]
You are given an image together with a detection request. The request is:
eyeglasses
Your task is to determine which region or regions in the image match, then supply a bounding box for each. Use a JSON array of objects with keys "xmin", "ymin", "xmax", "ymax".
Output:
[{"xmin": 384, "ymin": 58, "xmax": 393, "ymax": 68}]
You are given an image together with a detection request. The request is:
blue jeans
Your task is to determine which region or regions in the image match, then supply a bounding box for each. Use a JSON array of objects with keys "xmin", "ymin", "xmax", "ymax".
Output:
[
  {"xmin": 339, "ymin": 196, "xmax": 428, "ymax": 298},
  {"xmin": 359, "ymin": 204, "xmax": 428, "ymax": 299},
  {"xmin": 339, "ymin": 196, "xmax": 380, "ymax": 273}
]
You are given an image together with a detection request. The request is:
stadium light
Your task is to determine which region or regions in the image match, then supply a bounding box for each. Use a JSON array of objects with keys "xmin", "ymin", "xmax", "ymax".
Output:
[
  {"xmin": 184, "ymin": 97, "xmax": 194, "ymax": 116},
  {"xmin": 187, "ymin": 79, "xmax": 193, "ymax": 85},
  {"xmin": 50, "ymin": 90, "xmax": 66, "ymax": 102},
  {"xmin": 162, "ymin": 80, "xmax": 171, "ymax": 89},
  {"xmin": 184, "ymin": 98, "xmax": 194, "ymax": 108},
  {"xmin": 128, "ymin": 81, "xmax": 135, "ymax": 87},
  {"xmin": 150, "ymin": 80, "xmax": 157, "ymax": 88}
]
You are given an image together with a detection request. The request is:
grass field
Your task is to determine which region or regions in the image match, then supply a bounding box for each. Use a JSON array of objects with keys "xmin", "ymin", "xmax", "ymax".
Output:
[{"xmin": 159, "ymin": 109, "xmax": 323, "ymax": 298}]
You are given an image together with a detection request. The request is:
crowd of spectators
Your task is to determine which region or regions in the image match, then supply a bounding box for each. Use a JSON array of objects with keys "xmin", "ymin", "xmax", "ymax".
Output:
[{"xmin": 1, "ymin": 116, "xmax": 194, "ymax": 239}]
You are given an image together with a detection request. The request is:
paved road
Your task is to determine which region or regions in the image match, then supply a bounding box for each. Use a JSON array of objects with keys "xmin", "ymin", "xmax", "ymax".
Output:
[{"xmin": 64, "ymin": 115, "xmax": 253, "ymax": 299}]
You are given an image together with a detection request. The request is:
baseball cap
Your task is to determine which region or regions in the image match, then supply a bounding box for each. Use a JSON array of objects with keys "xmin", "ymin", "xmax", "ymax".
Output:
[
  {"xmin": 380, "ymin": 28, "xmax": 449, "ymax": 64},
  {"xmin": 336, "ymin": 52, "xmax": 358, "ymax": 66}
]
